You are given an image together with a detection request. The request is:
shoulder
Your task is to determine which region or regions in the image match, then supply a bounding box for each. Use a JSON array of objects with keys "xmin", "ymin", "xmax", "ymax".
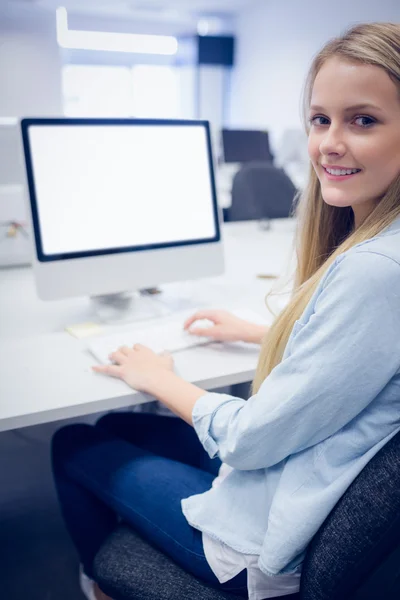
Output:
[
  {"xmin": 323, "ymin": 239, "xmax": 400, "ymax": 293},
  {"xmin": 352, "ymin": 222, "xmax": 400, "ymax": 266},
  {"xmin": 299, "ymin": 224, "xmax": 400, "ymax": 325},
  {"xmin": 312, "ymin": 247, "xmax": 400, "ymax": 319}
]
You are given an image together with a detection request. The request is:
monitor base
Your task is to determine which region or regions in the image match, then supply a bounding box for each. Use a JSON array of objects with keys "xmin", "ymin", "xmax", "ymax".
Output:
[{"xmin": 90, "ymin": 290, "xmax": 198, "ymax": 324}]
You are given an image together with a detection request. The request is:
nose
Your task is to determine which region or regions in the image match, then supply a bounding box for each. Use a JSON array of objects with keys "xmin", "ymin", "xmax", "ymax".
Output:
[{"xmin": 319, "ymin": 125, "xmax": 346, "ymax": 157}]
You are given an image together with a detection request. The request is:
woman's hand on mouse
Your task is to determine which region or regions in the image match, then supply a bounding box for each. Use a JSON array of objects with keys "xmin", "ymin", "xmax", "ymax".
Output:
[{"xmin": 184, "ymin": 309, "xmax": 268, "ymax": 344}]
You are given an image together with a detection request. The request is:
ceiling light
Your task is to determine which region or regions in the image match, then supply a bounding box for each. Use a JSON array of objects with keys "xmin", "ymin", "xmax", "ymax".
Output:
[{"xmin": 56, "ymin": 6, "xmax": 178, "ymax": 55}]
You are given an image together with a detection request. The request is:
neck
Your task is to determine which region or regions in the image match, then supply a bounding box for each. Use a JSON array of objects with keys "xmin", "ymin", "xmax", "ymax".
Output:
[{"xmin": 352, "ymin": 203, "xmax": 376, "ymax": 230}]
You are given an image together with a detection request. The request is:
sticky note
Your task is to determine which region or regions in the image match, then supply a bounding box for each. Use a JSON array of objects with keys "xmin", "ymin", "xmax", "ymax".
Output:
[
  {"xmin": 256, "ymin": 274, "xmax": 277, "ymax": 280},
  {"xmin": 65, "ymin": 322, "xmax": 103, "ymax": 339}
]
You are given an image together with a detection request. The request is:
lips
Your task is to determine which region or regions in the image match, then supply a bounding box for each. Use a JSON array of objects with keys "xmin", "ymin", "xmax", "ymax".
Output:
[
  {"xmin": 321, "ymin": 166, "xmax": 361, "ymax": 182},
  {"xmin": 322, "ymin": 165, "xmax": 362, "ymax": 176}
]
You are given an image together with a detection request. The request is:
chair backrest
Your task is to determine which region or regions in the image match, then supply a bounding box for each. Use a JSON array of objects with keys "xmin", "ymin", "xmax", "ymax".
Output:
[
  {"xmin": 300, "ymin": 429, "xmax": 400, "ymax": 600},
  {"xmin": 221, "ymin": 129, "xmax": 274, "ymax": 164},
  {"xmin": 228, "ymin": 161, "xmax": 297, "ymax": 222}
]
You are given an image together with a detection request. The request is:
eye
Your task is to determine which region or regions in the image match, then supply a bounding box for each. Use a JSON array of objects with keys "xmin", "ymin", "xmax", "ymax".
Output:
[
  {"xmin": 353, "ymin": 115, "xmax": 376, "ymax": 128},
  {"xmin": 309, "ymin": 115, "xmax": 330, "ymax": 126},
  {"xmin": 310, "ymin": 115, "xmax": 329, "ymax": 126}
]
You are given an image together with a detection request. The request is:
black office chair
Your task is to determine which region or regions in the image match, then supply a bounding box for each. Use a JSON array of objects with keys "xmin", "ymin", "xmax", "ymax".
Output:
[
  {"xmin": 221, "ymin": 129, "xmax": 274, "ymax": 164},
  {"xmin": 93, "ymin": 429, "xmax": 400, "ymax": 600},
  {"xmin": 225, "ymin": 161, "xmax": 297, "ymax": 223}
]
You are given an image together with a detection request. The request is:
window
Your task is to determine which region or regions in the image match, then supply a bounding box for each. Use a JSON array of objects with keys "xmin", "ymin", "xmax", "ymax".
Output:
[
  {"xmin": 63, "ymin": 65, "xmax": 132, "ymax": 117},
  {"xmin": 62, "ymin": 64, "xmax": 195, "ymax": 119}
]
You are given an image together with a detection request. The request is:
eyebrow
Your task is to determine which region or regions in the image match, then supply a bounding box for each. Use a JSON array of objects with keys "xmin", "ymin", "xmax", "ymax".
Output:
[{"xmin": 310, "ymin": 103, "xmax": 384, "ymax": 113}]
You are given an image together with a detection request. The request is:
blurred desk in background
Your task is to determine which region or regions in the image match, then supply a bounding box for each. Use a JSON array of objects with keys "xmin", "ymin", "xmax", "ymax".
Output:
[{"xmin": 0, "ymin": 184, "xmax": 31, "ymax": 267}]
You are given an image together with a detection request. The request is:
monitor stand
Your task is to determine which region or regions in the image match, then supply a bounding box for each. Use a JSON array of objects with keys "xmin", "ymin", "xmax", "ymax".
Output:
[{"xmin": 90, "ymin": 289, "xmax": 197, "ymax": 324}]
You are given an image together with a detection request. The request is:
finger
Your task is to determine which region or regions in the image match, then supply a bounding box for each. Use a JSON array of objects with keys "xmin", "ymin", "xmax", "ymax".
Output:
[
  {"xmin": 188, "ymin": 326, "xmax": 217, "ymax": 338},
  {"xmin": 184, "ymin": 310, "xmax": 216, "ymax": 330},
  {"xmin": 118, "ymin": 345, "xmax": 131, "ymax": 356},
  {"xmin": 133, "ymin": 343, "xmax": 154, "ymax": 353},
  {"xmin": 109, "ymin": 350, "xmax": 127, "ymax": 364},
  {"xmin": 92, "ymin": 364, "xmax": 123, "ymax": 377}
]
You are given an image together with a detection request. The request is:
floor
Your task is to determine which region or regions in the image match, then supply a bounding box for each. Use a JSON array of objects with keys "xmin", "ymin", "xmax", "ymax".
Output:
[{"xmin": 0, "ymin": 418, "xmax": 89, "ymax": 600}]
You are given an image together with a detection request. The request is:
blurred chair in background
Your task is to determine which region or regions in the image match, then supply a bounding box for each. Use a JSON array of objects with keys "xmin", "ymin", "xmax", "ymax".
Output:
[
  {"xmin": 221, "ymin": 128, "xmax": 274, "ymax": 164},
  {"xmin": 224, "ymin": 161, "xmax": 297, "ymax": 225},
  {"xmin": 217, "ymin": 129, "xmax": 274, "ymax": 212},
  {"xmin": 274, "ymin": 128, "xmax": 309, "ymax": 191}
]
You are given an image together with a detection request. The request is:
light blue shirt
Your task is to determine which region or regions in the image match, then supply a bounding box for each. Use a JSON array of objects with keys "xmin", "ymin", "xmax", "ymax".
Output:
[{"xmin": 182, "ymin": 216, "xmax": 400, "ymax": 578}]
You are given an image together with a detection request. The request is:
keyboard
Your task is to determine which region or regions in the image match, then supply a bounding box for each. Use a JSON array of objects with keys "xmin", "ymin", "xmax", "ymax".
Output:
[{"xmin": 87, "ymin": 316, "xmax": 213, "ymax": 365}]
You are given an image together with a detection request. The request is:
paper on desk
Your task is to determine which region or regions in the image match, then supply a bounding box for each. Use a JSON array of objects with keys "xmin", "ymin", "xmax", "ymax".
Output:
[{"xmin": 65, "ymin": 322, "xmax": 104, "ymax": 339}]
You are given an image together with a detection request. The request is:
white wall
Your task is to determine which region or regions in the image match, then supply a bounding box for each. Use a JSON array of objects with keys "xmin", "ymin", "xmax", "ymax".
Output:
[
  {"xmin": 229, "ymin": 0, "xmax": 400, "ymax": 150},
  {"xmin": 198, "ymin": 66, "xmax": 226, "ymax": 155},
  {"xmin": 0, "ymin": 5, "xmax": 63, "ymax": 266},
  {"xmin": 0, "ymin": 6, "xmax": 63, "ymax": 117}
]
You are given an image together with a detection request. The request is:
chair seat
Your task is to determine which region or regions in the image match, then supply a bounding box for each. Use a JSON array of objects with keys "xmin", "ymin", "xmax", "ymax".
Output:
[
  {"xmin": 93, "ymin": 524, "xmax": 244, "ymax": 600},
  {"xmin": 93, "ymin": 429, "xmax": 400, "ymax": 600}
]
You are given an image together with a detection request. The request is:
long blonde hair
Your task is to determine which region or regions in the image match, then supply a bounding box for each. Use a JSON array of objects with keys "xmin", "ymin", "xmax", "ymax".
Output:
[{"xmin": 252, "ymin": 22, "xmax": 400, "ymax": 393}]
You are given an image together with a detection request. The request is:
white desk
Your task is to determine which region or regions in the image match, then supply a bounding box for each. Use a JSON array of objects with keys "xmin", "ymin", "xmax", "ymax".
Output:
[{"xmin": 0, "ymin": 220, "xmax": 296, "ymax": 432}]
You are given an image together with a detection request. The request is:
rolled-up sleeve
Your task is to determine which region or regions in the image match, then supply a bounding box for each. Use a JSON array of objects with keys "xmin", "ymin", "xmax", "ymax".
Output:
[
  {"xmin": 192, "ymin": 393, "xmax": 245, "ymax": 457},
  {"xmin": 192, "ymin": 251, "xmax": 400, "ymax": 470}
]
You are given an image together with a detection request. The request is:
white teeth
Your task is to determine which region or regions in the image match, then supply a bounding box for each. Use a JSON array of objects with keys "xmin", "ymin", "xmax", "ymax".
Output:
[{"xmin": 325, "ymin": 167, "xmax": 359, "ymax": 176}]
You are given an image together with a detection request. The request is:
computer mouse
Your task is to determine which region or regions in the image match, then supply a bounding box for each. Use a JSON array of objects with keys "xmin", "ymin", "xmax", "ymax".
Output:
[{"xmin": 189, "ymin": 318, "xmax": 214, "ymax": 330}]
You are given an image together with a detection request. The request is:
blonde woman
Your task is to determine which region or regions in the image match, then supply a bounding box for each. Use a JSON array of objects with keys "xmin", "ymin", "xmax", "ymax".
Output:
[{"xmin": 52, "ymin": 23, "xmax": 400, "ymax": 600}]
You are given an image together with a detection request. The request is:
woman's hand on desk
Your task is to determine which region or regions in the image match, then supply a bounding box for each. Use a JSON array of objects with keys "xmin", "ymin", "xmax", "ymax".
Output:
[
  {"xmin": 92, "ymin": 344, "xmax": 174, "ymax": 392},
  {"xmin": 184, "ymin": 309, "xmax": 268, "ymax": 345},
  {"xmin": 92, "ymin": 344, "xmax": 207, "ymax": 425}
]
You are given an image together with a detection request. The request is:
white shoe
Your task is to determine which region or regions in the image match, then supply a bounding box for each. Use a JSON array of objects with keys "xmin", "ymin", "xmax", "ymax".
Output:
[{"xmin": 79, "ymin": 565, "xmax": 97, "ymax": 600}]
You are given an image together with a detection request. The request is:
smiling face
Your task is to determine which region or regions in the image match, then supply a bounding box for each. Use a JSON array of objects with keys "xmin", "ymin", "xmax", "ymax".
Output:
[{"xmin": 308, "ymin": 56, "xmax": 400, "ymax": 227}]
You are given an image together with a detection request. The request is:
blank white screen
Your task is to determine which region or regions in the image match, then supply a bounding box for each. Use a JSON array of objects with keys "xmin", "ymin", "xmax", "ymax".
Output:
[{"xmin": 28, "ymin": 124, "xmax": 217, "ymax": 256}]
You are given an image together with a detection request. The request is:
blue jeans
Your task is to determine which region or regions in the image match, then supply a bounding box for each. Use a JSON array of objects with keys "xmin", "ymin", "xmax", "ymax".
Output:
[{"xmin": 52, "ymin": 412, "xmax": 248, "ymax": 596}]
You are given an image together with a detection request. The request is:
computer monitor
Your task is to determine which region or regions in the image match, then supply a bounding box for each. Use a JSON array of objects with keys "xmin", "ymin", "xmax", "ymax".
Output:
[
  {"xmin": 21, "ymin": 118, "xmax": 223, "ymax": 315},
  {"xmin": 221, "ymin": 129, "xmax": 274, "ymax": 164}
]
